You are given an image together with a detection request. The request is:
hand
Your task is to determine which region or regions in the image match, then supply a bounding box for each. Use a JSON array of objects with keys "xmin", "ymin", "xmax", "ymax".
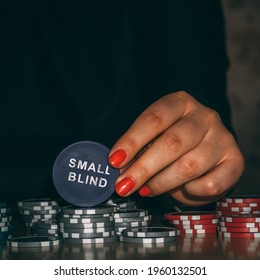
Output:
[{"xmin": 108, "ymin": 91, "xmax": 245, "ymax": 206}]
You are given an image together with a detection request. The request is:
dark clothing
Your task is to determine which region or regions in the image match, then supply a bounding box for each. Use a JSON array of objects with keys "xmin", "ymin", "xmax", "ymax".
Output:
[{"xmin": 0, "ymin": 0, "xmax": 230, "ymax": 202}]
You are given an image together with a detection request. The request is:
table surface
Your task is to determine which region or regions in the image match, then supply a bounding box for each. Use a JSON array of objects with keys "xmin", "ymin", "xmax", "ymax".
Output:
[{"xmin": 1, "ymin": 213, "xmax": 260, "ymax": 260}]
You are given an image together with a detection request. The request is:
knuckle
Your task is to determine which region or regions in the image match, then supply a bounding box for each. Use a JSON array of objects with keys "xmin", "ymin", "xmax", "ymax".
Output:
[
  {"xmin": 142, "ymin": 109, "xmax": 163, "ymax": 130},
  {"xmin": 162, "ymin": 133, "xmax": 183, "ymax": 152},
  {"xmin": 202, "ymin": 180, "xmax": 220, "ymax": 197},
  {"xmin": 176, "ymin": 159, "xmax": 199, "ymax": 179},
  {"xmin": 205, "ymin": 108, "xmax": 221, "ymax": 124},
  {"xmin": 135, "ymin": 163, "xmax": 151, "ymax": 180}
]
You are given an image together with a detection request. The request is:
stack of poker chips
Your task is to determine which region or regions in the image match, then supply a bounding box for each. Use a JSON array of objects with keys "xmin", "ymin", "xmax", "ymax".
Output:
[
  {"xmin": 58, "ymin": 204, "xmax": 118, "ymax": 244},
  {"xmin": 165, "ymin": 211, "xmax": 218, "ymax": 236},
  {"xmin": 17, "ymin": 199, "xmax": 60, "ymax": 234},
  {"xmin": 216, "ymin": 195, "xmax": 260, "ymax": 239},
  {"xmin": 114, "ymin": 209, "xmax": 152, "ymax": 235},
  {"xmin": 119, "ymin": 226, "xmax": 177, "ymax": 244},
  {"xmin": 0, "ymin": 202, "xmax": 14, "ymax": 241}
]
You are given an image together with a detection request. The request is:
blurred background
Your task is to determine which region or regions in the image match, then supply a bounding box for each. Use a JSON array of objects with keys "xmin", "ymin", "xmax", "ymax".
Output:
[{"xmin": 222, "ymin": 0, "xmax": 260, "ymax": 194}]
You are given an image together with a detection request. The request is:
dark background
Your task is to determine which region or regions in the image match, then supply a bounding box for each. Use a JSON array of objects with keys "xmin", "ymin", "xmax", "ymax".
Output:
[{"xmin": 222, "ymin": 0, "xmax": 260, "ymax": 195}]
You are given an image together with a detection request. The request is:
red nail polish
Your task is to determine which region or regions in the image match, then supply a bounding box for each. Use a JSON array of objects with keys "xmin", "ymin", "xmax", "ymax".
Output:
[
  {"xmin": 138, "ymin": 185, "xmax": 153, "ymax": 197},
  {"xmin": 109, "ymin": 149, "xmax": 127, "ymax": 167},
  {"xmin": 115, "ymin": 177, "xmax": 135, "ymax": 197}
]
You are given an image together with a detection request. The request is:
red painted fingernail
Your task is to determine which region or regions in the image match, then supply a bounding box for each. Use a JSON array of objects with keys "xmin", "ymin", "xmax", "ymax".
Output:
[
  {"xmin": 109, "ymin": 149, "xmax": 127, "ymax": 167},
  {"xmin": 115, "ymin": 177, "xmax": 135, "ymax": 197},
  {"xmin": 138, "ymin": 185, "xmax": 153, "ymax": 197}
]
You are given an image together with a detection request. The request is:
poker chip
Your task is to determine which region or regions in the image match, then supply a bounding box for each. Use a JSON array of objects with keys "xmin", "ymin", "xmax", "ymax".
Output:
[
  {"xmin": 60, "ymin": 205, "xmax": 116, "ymax": 215},
  {"xmin": 115, "ymin": 220, "xmax": 149, "ymax": 228},
  {"xmin": 173, "ymin": 224, "xmax": 217, "ymax": 230},
  {"xmin": 165, "ymin": 211, "xmax": 217, "ymax": 221},
  {"xmin": 17, "ymin": 198, "xmax": 59, "ymax": 208},
  {"xmin": 0, "ymin": 207, "xmax": 11, "ymax": 214},
  {"xmin": 119, "ymin": 234, "xmax": 177, "ymax": 244},
  {"xmin": 106, "ymin": 197, "xmax": 137, "ymax": 210},
  {"xmin": 59, "ymin": 213, "xmax": 111, "ymax": 219},
  {"xmin": 217, "ymin": 206, "xmax": 260, "ymax": 212},
  {"xmin": 219, "ymin": 221, "xmax": 260, "ymax": 228},
  {"xmin": 64, "ymin": 236, "xmax": 118, "ymax": 244},
  {"xmin": 220, "ymin": 195, "xmax": 260, "ymax": 204},
  {"xmin": 218, "ymin": 232, "xmax": 260, "ymax": 239},
  {"xmin": 121, "ymin": 227, "xmax": 177, "ymax": 238},
  {"xmin": 59, "ymin": 226, "xmax": 115, "ymax": 234},
  {"xmin": 53, "ymin": 141, "xmax": 120, "ymax": 207},
  {"xmin": 58, "ymin": 216, "xmax": 114, "ymax": 224},
  {"xmin": 62, "ymin": 231, "xmax": 115, "ymax": 239},
  {"xmin": 7, "ymin": 236, "xmax": 62, "ymax": 248},
  {"xmin": 114, "ymin": 209, "xmax": 149, "ymax": 218},
  {"xmin": 59, "ymin": 221, "xmax": 115, "ymax": 229},
  {"xmin": 178, "ymin": 228, "xmax": 217, "ymax": 235},
  {"xmin": 168, "ymin": 218, "xmax": 218, "ymax": 225},
  {"xmin": 114, "ymin": 215, "xmax": 151, "ymax": 223},
  {"xmin": 216, "ymin": 201, "xmax": 260, "ymax": 208},
  {"xmin": 220, "ymin": 214, "xmax": 260, "ymax": 223},
  {"xmin": 218, "ymin": 226, "xmax": 260, "ymax": 233}
]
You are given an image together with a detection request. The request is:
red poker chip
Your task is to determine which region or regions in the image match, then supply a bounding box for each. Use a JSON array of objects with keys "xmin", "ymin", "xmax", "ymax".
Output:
[
  {"xmin": 216, "ymin": 202, "xmax": 260, "ymax": 208},
  {"xmin": 178, "ymin": 228, "xmax": 217, "ymax": 235},
  {"xmin": 174, "ymin": 224, "xmax": 217, "ymax": 230},
  {"xmin": 168, "ymin": 218, "xmax": 218, "ymax": 225},
  {"xmin": 220, "ymin": 214, "xmax": 260, "ymax": 223},
  {"xmin": 218, "ymin": 232, "xmax": 260, "ymax": 238},
  {"xmin": 217, "ymin": 226, "xmax": 260, "ymax": 233},
  {"xmin": 220, "ymin": 195, "xmax": 260, "ymax": 204},
  {"xmin": 165, "ymin": 211, "xmax": 217, "ymax": 221},
  {"xmin": 216, "ymin": 206, "xmax": 260, "ymax": 212},
  {"xmin": 217, "ymin": 211, "xmax": 260, "ymax": 217},
  {"xmin": 219, "ymin": 221, "xmax": 260, "ymax": 228}
]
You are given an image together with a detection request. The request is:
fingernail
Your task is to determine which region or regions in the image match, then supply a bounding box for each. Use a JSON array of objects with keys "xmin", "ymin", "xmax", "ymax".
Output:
[
  {"xmin": 115, "ymin": 177, "xmax": 135, "ymax": 197},
  {"xmin": 138, "ymin": 185, "xmax": 153, "ymax": 197},
  {"xmin": 109, "ymin": 149, "xmax": 127, "ymax": 167}
]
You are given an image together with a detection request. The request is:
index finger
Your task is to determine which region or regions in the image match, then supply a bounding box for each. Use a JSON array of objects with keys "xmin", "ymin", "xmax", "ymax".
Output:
[{"xmin": 109, "ymin": 92, "xmax": 193, "ymax": 168}]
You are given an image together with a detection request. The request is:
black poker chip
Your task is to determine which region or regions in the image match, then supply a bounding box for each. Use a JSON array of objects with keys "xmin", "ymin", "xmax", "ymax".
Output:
[{"xmin": 53, "ymin": 141, "xmax": 120, "ymax": 207}]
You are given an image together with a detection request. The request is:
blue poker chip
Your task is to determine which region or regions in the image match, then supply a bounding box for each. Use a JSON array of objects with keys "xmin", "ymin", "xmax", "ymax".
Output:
[{"xmin": 53, "ymin": 141, "xmax": 120, "ymax": 207}]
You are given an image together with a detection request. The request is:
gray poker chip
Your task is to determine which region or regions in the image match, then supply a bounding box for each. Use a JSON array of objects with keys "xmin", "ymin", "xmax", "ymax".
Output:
[
  {"xmin": 17, "ymin": 198, "xmax": 59, "ymax": 208},
  {"xmin": 119, "ymin": 234, "xmax": 177, "ymax": 244},
  {"xmin": 64, "ymin": 235, "xmax": 118, "ymax": 244},
  {"xmin": 59, "ymin": 221, "xmax": 115, "ymax": 229},
  {"xmin": 114, "ymin": 209, "xmax": 149, "ymax": 218},
  {"xmin": 59, "ymin": 213, "xmax": 111, "ymax": 219},
  {"xmin": 58, "ymin": 215, "xmax": 114, "ymax": 224},
  {"xmin": 0, "ymin": 207, "xmax": 10, "ymax": 214},
  {"xmin": 53, "ymin": 141, "xmax": 120, "ymax": 207},
  {"xmin": 7, "ymin": 236, "xmax": 62, "ymax": 248},
  {"xmin": 59, "ymin": 226, "xmax": 115, "ymax": 234},
  {"xmin": 61, "ymin": 231, "xmax": 115, "ymax": 239},
  {"xmin": 114, "ymin": 215, "xmax": 151, "ymax": 223},
  {"xmin": 122, "ymin": 227, "xmax": 177, "ymax": 238},
  {"xmin": 60, "ymin": 205, "xmax": 116, "ymax": 215}
]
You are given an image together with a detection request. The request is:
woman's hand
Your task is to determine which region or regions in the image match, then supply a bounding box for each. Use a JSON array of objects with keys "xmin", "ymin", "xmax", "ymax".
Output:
[{"xmin": 109, "ymin": 91, "xmax": 245, "ymax": 206}]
